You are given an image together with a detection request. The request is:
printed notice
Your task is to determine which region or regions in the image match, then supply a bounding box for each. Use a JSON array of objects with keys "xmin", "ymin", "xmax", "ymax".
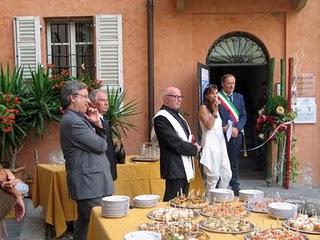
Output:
[
  {"xmin": 294, "ymin": 97, "xmax": 317, "ymax": 124},
  {"xmin": 296, "ymin": 73, "xmax": 316, "ymax": 97}
]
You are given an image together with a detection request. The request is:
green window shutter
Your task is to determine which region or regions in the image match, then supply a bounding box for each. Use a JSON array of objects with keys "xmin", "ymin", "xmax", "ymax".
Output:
[
  {"xmin": 14, "ymin": 16, "xmax": 41, "ymax": 80},
  {"xmin": 95, "ymin": 14, "xmax": 123, "ymax": 91}
]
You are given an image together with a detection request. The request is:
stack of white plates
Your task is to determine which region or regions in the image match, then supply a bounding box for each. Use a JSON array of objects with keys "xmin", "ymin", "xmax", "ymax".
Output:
[
  {"xmin": 239, "ymin": 190, "xmax": 264, "ymax": 201},
  {"xmin": 267, "ymin": 202, "xmax": 298, "ymax": 219},
  {"xmin": 123, "ymin": 231, "xmax": 161, "ymax": 240},
  {"xmin": 133, "ymin": 194, "xmax": 160, "ymax": 208},
  {"xmin": 101, "ymin": 195, "xmax": 130, "ymax": 218},
  {"xmin": 210, "ymin": 189, "xmax": 234, "ymax": 202}
]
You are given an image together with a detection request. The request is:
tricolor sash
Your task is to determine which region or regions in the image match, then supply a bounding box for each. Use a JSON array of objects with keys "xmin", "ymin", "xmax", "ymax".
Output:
[{"xmin": 218, "ymin": 91, "xmax": 239, "ymax": 124}]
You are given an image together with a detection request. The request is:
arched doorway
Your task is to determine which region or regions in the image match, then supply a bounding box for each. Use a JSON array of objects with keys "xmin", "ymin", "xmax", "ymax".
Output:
[{"xmin": 203, "ymin": 31, "xmax": 270, "ymax": 178}]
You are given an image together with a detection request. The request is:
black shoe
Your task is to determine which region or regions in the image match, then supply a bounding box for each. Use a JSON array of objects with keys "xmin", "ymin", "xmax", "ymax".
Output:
[{"xmin": 232, "ymin": 188, "xmax": 240, "ymax": 196}]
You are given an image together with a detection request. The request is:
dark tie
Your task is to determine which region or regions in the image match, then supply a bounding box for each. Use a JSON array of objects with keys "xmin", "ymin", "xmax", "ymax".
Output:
[
  {"xmin": 101, "ymin": 117, "xmax": 109, "ymax": 129},
  {"xmin": 228, "ymin": 94, "xmax": 233, "ymax": 103}
]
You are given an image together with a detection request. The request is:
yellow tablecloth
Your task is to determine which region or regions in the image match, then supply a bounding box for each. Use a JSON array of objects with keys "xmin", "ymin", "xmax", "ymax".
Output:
[
  {"xmin": 32, "ymin": 158, "xmax": 204, "ymax": 237},
  {"xmin": 32, "ymin": 164, "xmax": 77, "ymax": 238},
  {"xmin": 87, "ymin": 204, "xmax": 319, "ymax": 240}
]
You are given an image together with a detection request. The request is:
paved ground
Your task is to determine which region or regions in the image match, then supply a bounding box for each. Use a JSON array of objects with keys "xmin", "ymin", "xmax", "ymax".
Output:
[{"xmin": 3, "ymin": 179, "xmax": 320, "ymax": 240}]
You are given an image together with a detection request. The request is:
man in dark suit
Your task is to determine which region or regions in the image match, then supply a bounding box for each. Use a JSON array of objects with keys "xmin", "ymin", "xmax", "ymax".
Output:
[
  {"xmin": 60, "ymin": 81, "xmax": 114, "ymax": 240},
  {"xmin": 152, "ymin": 86, "xmax": 202, "ymax": 202},
  {"xmin": 218, "ymin": 74, "xmax": 247, "ymax": 196},
  {"xmin": 89, "ymin": 89, "xmax": 117, "ymax": 181}
]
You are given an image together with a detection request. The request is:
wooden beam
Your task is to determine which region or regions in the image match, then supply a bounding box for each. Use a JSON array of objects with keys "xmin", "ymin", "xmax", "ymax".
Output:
[
  {"xmin": 176, "ymin": 0, "xmax": 185, "ymax": 13},
  {"xmin": 292, "ymin": 0, "xmax": 308, "ymax": 12}
]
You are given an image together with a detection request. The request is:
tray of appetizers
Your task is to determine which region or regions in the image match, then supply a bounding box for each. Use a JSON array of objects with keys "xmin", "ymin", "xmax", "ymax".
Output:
[
  {"xmin": 200, "ymin": 201, "xmax": 249, "ymax": 218},
  {"xmin": 244, "ymin": 228, "xmax": 309, "ymax": 240},
  {"xmin": 147, "ymin": 207, "xmax": 199, "ymax": 221},
  {"xmin": 169, "ymin": 192, "xmax": 208, "ymax": 209},
  {"xmin": 283, "ymin": 214, "xmax": 320, "ymax": 235},
  {"xmin": 139, "ymin": 221, "xmax": 209, "ymax": 240},
  {"xmin": 199, "ymin": 217, "xmax": 254, "ymax": 234},
  {"xmin": 244, "ymin": 198, "xmax": 275, "ymax": 214}
]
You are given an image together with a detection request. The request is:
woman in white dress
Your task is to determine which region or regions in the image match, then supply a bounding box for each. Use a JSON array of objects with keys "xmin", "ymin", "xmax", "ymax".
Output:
[{"xmin": 198, "ymin": 84, "xmax": 232, "ymax": 197}]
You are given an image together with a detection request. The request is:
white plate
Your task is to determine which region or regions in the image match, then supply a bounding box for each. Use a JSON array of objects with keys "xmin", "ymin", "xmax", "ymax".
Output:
[
  {"xmin": 134, "ymin": 194, "xmax": 160, "ymax": 202},
  {"xmin": 123, "ymin": 231, "xmax": 161, "ymax": 240},
  {"xmin": 210, "ymin": 189, "xmax": 234, "ymax": 194},
  {"xmin": 102, "ymin": 195, "xmax": 130, "ymax": 203},
  {"xmin": 268, "ymin": 202, "xmax": 297, "ymax": 210}
]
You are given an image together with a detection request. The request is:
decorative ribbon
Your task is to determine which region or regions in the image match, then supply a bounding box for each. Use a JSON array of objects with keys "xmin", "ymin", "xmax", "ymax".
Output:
[
  {"xmin": 218, "ymin": 92, "xmax": 239, "ymax": 124},
  {"xmin": 241, "ymin": 121, "xmax": 293, "ymax": 152}
]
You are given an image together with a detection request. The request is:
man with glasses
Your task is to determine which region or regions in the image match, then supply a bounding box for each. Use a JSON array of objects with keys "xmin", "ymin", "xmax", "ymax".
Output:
[
  {"xmin": 60, "ymin": 81, "xmax": 114, "ymax": 240},
  {"xmin": 152, "ymin": 86, "xmax": 202, "ymax": 201}
]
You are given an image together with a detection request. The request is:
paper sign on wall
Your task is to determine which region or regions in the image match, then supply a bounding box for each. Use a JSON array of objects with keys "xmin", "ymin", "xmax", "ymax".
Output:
[{"xmin": 294, "ymin": 97, "xmax": 317, "ymax": 124}]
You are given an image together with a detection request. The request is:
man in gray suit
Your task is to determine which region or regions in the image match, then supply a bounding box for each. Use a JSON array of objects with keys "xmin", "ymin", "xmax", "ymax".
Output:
[{"xmin": 60, "ymin": 81, "xmax": 114, "ymax": 240}]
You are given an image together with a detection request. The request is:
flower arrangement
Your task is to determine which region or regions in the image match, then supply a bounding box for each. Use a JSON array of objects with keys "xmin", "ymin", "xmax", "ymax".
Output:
[
  {"xmin": 256, "ymin": 96, "xmax": 296, "ymax": 143},
  {"xmin": 0, "ymin": 94, "xmax": 21, "ymax": 134}
]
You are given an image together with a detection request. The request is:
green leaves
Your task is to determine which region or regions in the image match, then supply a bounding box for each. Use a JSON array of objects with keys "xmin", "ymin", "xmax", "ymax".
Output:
[
  {"xmin": 105, "ymin": 87, "xmax": 140, "ymax": 139},
  {"xmin": 22, "ymin": 65, "xmax": 62, "ymax": 136},
  {"xmin": 0, "ymin": 65, "xmax": 27, "ymax": 167}
]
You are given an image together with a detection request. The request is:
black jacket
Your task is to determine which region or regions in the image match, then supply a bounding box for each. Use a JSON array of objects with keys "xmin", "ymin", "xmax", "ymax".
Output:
[
  {"xmin": 101, "ymin": 117, "xmax": 118, "ymax": 181},
  {"xmin": 153, "ymin": 106, "xmax": 198, "ymax": 180}
]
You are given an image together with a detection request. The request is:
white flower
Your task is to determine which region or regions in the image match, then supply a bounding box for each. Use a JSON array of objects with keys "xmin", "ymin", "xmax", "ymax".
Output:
[
  {"xmin": 258, "ymin": 133, "xmax": 265, "ymax": 139},
  {"xmin": 276, "ymin": 106, "xmax": 285, "ymax": 116},
  {"xmin": 258, "ymin": 108, "xmax": 265, "ymax": 116}
]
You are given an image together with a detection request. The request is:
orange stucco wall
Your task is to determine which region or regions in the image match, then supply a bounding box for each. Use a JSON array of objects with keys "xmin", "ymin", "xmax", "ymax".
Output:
[{"xmin": 1, "ymin": 0, "xmax": 319, "ymax": 185}]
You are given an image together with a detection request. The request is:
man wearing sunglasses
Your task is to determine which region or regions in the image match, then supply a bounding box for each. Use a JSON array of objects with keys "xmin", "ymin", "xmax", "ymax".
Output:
[{"xmin": 152, "ymin": 86, "xmax": 202, "ymax": 201}]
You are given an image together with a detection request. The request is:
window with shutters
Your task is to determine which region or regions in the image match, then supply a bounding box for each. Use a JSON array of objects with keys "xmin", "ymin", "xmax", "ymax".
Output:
[
  {"xmin": 47, "ymin": 19, "xmax": 94, "ymax": 79},
  {"xmin": 15, "ymin": 15, "xmax": 123, "ymax": 89},
  {"xmin": 14, "ymin": 16, "xmax": 41, "ymax": 80}
]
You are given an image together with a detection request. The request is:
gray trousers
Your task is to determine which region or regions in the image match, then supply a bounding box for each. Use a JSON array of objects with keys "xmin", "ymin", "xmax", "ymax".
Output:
[{"xmin": 74, "ymin": 197, "xmax": 102, "ymax": 240}]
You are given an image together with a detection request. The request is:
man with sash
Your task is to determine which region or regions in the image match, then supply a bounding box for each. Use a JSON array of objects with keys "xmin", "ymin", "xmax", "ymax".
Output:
[
  {"xmin": 218, "ymin": 74, "xmax": 247, "ymax": 196},
  {"xmin": 152, "ymin": 86, "xmax": 202, "ymax": 201}
]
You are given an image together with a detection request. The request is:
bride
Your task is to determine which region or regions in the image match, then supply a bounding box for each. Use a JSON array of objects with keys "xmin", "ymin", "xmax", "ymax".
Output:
[{"xmin": 198, "ymin": 84, "xmax": 232, "ymax": 197}]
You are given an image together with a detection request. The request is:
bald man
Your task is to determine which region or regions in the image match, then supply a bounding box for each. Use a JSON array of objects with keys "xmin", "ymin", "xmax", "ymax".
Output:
[{"xmin": 152, "ymin": 87, "xmax": 201, "ymax": 201}]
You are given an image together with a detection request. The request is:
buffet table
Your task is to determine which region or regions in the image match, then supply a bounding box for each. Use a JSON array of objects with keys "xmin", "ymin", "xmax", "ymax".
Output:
[
  {"xmin": 32, "ymin": 157, "xmax": 203, "ymax": 237},
  {"xmin": 87, "ymin": 204, "xmax": 319, "ymax": 240}
]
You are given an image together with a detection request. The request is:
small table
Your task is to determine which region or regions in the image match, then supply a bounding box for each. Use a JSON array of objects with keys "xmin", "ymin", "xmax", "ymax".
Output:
[{"xmin": 32, "ymin": 158, "xmax": 203, "ymax": 237}]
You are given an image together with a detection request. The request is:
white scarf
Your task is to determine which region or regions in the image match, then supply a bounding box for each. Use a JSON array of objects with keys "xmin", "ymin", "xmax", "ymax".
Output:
[{"xmin": 151, "ymin": 109, "xmax": 195, "ymax": 182}]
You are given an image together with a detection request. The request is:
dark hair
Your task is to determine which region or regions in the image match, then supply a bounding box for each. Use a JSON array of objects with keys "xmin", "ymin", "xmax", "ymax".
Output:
[
  {"xmin": 220, "ymin": 73, "xmax": 235, "ymax": 83},
  {"xmin": 60, "ymin": 80, "xmax": 88, "ymax": 109},
  {"xmin": 203, "ymin": 84, "xmax": 218, "ymax": 114}
]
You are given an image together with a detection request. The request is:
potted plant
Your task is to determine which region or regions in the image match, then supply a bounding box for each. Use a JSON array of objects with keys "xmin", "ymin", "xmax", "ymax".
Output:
[
  {"xmin": 0, "ymin": 65, "xmax": 28, "ymax": 169},
  {"xmin": 105, "ymin": 87, "xmax": 140, "ymax": 139},
  {"xmin": 105, "ymin": 87, "xmax": 140, "ymax": 163}
]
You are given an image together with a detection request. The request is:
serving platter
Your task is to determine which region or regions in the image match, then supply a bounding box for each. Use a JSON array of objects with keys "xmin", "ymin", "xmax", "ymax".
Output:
[
  {"xmin": 283, "ymin": 214, "xmax": 320, "ymax": 235},
  {"xmin": 147, "ymin": 208, "xmax": 199, "ymax": 221},
  {"xmin": 200, "ymin": 201, "xmax": 249, "ymax": 218},
  {"xmin": 130, "ymin": 156, "xmax": 159, "ymax": 162},
  {"xmin": 169, "ymin": 198, "xmax": 208, "ymax": 209},
  {"xmin": 198, "ymin": 217, "xmax": 254, "ymax": 234},
  {"xmin": 244, "ymin": 198, "xmax": 275, "ymax": 214},
  {"xmin": 139, "ymin": 221, "xmax": 209, "ymax": 240},
  {"xmin": 244, "ymin": 228, "xmax": 309, "ymax": 240}
]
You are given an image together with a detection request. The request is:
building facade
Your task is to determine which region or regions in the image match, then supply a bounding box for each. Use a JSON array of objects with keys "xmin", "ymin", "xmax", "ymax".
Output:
[{"xmin": 0, "ymin": 0, "xmax": 319, "ymax": 184}]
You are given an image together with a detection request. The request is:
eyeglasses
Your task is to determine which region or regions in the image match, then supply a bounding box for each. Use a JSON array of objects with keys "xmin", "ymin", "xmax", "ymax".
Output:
[
  {"xmin": 73, "ymin": 93, "xmax": 89, "ymax": 99},
  {"xmin": 166, "ymin": 95, "xmax": 184, "ymax": 100}
]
